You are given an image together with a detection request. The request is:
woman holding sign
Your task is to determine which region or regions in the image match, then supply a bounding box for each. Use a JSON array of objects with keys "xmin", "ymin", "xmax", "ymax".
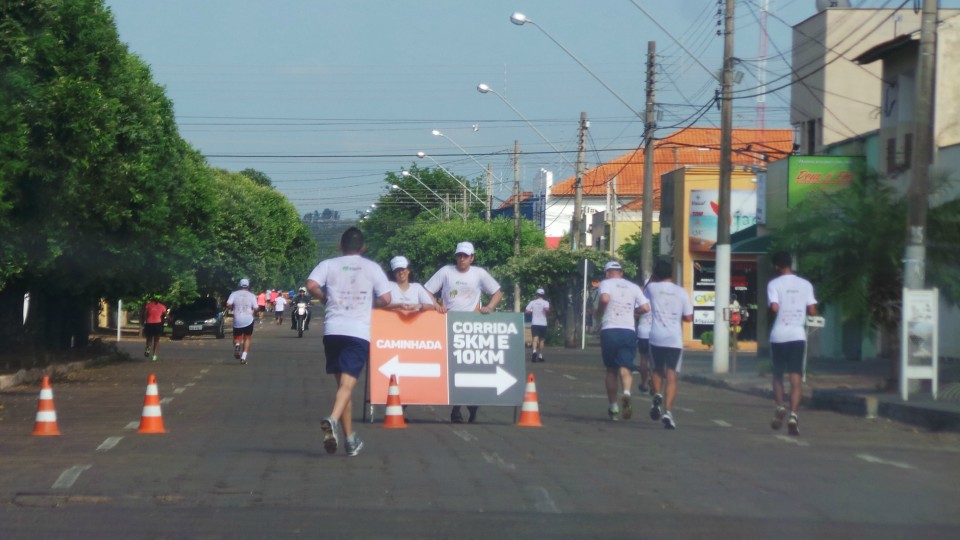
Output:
[{"xmin": 385, "ymin": 255, "xmax": 439, "ymax": 312}]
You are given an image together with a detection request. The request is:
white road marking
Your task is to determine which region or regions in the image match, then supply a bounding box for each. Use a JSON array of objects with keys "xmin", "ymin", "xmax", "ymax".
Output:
[
  {"xmin": 193, "ymin": 375, "xmax": 203, "ymax": 379},
  {"xmin": 712, "ymin": 420, "xmax": 732, "ymax": 427},
  {"xmin": 174, "ymin": 387, "xmax": 186, "ymax": 394},
  {"xmin": 200, "ymin": 369, "xmax": 209, "ymax": 374},
  {"xmin": 481, "ymin": 451, "xmax": 516, "ymax": 470},
  {"xmin": 774, "ymin": 435, "xmax": 810, "ymax": 446},
  {"xmin": 124, "ymin": 421, "xmax": 139, "ymax": 430},
  {"xmin": 856, "ymin": 454, "xmax": 916, "ymax": 469},
  {"xmin": 526, "ymin": 486, "xmax": 561, "ymax": 514},
  {"xmin": 96, "ymin": 436, "xmax": 123, "ymax": 451},
  {"xmin": 160, "ymin": 397, "xmax": 173, "ymax": 405},
  {"xmin": 677, "ymin": 407, "xmax": 695, "ymax": 413},
  {"xmin": 453, "ymin": 430, "xmax": 478, "ymax": 443},
  {"xmin": 185, "ymin": 382, "xmax": 196, "ymax": 387},
  {"xmin": 52, "ymin": 465, "xmax": 91, "ymax": 489},
  {"xmin": 563, "ymin": 374, "xmax": 577, "ymax": 380}
]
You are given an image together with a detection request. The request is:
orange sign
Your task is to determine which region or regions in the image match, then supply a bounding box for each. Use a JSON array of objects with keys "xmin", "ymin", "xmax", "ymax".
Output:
[{"xmin": 370, "ymin": 310, "xmax": 449, "ymax": 405}]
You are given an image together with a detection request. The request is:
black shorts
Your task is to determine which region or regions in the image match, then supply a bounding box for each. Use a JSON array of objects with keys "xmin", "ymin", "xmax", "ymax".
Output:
[
  {"xmin": 144, "ymin": 323, "xmax": 164, "ymax": 338},
  {"xmin": 233, "ymin": 323, "xmax": 254, "ymax": 337},
  {"xmin": 531, "ymin": 325, "xmax": 547, "ymax": 339},
  {"xmin": 649, "ymin": 345, "xmax": 683, "ymax": 373},
  {"xmin": 771, "ymin": 341, "xmax": 806, "ymax": 377},
  {"xmin": 636, "ymin": 337, "xmax": 650, "ymax": 356}
]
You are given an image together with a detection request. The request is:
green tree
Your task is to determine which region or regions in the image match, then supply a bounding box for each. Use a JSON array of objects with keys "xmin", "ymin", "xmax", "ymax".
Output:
[
  {"xmin": 617, "ymin": 230, "xmax": 660, "ymax": 279},
  {"xmin": 239, "ymin": 168, "xmax": 273, "ymax": 188},
  {"xmin": 771, "ymin": 173, "xmax": 960, "ymax": 381}
]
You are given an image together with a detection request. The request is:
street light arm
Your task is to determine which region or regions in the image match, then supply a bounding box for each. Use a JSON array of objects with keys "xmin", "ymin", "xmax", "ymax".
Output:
[
  {"xmin": 417, "ymin": 152, "xmax": 487, "ymax": 205},
  {"xmin": 511, "ymin": 13, "xmax": 644, "ymax": 118},
  {"xmin": 477, "ymin": 84, "xmax": 577, "ymax": 170},
  {"xmin": 431, "ymin": 130, "xmax": 502, "ymax": 184},
  {"xmin": 391, "ymin": 184, "xmax": 439, "ymax": 219},
  {"xmin": 400, "ymin": 170, "xmax": 465, "ymax": 219}
]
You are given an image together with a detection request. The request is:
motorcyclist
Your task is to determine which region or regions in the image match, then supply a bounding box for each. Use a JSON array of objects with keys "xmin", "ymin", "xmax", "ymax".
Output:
[{"xmin": 290, "ymin": 286, "xmax": 312, "ymax": 331}]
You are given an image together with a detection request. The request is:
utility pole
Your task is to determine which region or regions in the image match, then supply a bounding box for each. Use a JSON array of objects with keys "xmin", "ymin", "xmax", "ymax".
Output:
[
  {"xmin": 641, "ymin": 41, "xmax": 657, "ymax": 283},
  {"xmin": 514, "ymin": 140, "xmax": 521, "ymax": 312},
  {"xmin": 463, "ymin": 185, "xmax": 468, "ymax": 222},
  {"xmin": 713, "ymin": 0, "xmax": 735, "ymax": 374},
  {"xmin": 905, "ymin": 0, "xmax": 937, "ymax": 290},
  {"xmin": 486, "ymin": 163, "xmax": 493, "ymax": 222},
  {"xmin": 572, "ymin": 112, "xmax": 587, "ymax": 251},
  {"xmin": 610, "ymin": 175, "xmax": 618, "ymax": 256}
]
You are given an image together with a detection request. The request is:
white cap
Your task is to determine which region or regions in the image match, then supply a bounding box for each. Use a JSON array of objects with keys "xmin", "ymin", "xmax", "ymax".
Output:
[
  {"xmin": 536, "ymin": 288, "xmax": 545, "ymax": 295},
  {"xmin": 455, "ymin": 242, "xmax": 475, "ymax": 256},
  {"xmin": 603, "ymin": 261, "xmax": 622, "ymax": 272},
  {"xmin": 390, "ymin": 255, "xmax": 410, "ymax": 271},
  {"xmin": 239, "ymin": 278, "xmax": 250, "ymax": 288}
]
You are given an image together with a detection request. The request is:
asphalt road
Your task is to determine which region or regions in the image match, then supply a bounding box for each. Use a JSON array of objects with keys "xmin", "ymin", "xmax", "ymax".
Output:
[{"xmin": 1, "ymin": 321, "xmax": 959, "ymax": 539}]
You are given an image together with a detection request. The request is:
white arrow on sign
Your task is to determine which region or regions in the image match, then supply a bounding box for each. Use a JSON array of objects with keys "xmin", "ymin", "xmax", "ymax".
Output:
[
  {"xmin": 454, "ymin": 366, "xmax": 518, "ymax": 395},
  {"xmin": 378, "ymin": 355, "xmax": 442, "ymax": 379}
]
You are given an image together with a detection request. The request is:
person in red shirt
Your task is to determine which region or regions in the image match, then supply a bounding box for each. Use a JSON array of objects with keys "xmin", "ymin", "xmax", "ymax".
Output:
[
  {"xmin": 256, "ymin": 291, "xmax": 267, "ymax": 324},
  {"xmin": 141, "ymin": 296, "xmax": 167, "ymax": 362}
]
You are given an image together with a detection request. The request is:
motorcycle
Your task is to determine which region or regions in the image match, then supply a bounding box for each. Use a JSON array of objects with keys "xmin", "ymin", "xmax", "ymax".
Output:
[{"xmin": 293, "ymin": 302, "xmax": 309, "ymax": 338}]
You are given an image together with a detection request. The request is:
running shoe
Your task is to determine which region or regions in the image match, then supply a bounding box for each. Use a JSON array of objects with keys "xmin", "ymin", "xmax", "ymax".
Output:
[
  {"xmin": 662, "ymin": 410, "xmax": 677, "ymax": 430},
  {"xmin": 144, "ymin": 349, "xmax": 150, "ymax": 358},
  {"xmin": 345, "ymin": 433, "xmax": 364, "ymax": 456},
  {"xmin": 152, "ymin": 354, "xmax": 158, "ymax": 362},
  {"xmin": 321, "ymin": 417, "xmax": 339, "ymax": 454},
  {"xmin": 619, "ymin": 393, "xmax": 633, "ymax": 420},
  {"xmin": 467, "ymin": 406, "xmax": 478, "ymax": 424},
  {"xmin": 240, "ymin": 357, "xmax": 247, "ymax": 365},
  {"xmin": 787, "ymin": 413, "xmax": 800, "ymax": 436},
  {"xmin": 538, "ymin": 353, "xmax": 544, "ymax": 362},
  {"xmin": 608, "ymin": 405, "xmax": 621, "ymax": 421},
  {"xmin": 771, "ymin": 406, "xmax": 787, "ymax": 430},
  {"xmin": 450, "ymin": 407, "xmax": 464, "ymax": 424},
  {"xmin": 650, "ymin": 393, "xmax": 664, "ymax": 421},
  {"xmin": 531, "ymin": 351, "xmax": 537, "ymax": 362},
  {"xmin": 234, "ymin": 342, "xmax": 241, "ymax": 359}
]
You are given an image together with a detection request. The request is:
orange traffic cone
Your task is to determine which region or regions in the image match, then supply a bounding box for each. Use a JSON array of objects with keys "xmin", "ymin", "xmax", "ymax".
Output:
[
  {"xmin": 382, "ymin": 374, "xmax": 406, "ymax": 429},
  {"xmin": 517, "ymin": 373, "xmax": 543, "ymax": 427},
  {"xmin": 137, "ymin": 374, "xmax": 166, "ymax": 434},
  {"xmin": 32, "ymin": 375, "xmax": 61, "ymax": 436}
]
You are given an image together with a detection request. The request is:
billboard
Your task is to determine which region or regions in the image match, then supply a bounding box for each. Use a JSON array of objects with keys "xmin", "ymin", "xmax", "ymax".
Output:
[
  {"xmin": 787, "ymin": 156, "xmax": 862, "ymax": 207},
  {"xmin": 688, "ymin": 189, "xmax": 757, "ymax": 252}
]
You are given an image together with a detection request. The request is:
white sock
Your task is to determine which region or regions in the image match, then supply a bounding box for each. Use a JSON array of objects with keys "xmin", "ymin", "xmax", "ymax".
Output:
[
  {"xmin": 623, "ymin": 390, "xmax": 631, "ymax": 397},
  {"xmin": 241, "ymin": 352, "xmax": 248, "ymax": 360}
]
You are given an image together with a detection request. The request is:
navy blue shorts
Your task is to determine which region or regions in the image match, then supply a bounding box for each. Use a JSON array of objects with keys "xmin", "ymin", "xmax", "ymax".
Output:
[
  {"xmin": 600, "ymin": 329, "xmax": 637, "ymax": 369},
  {"xmin": 650, "ymin": 345, "xmax": 683, "ymax": 373},
  {"xmin": 771, "ymin": 340, "xmax": 806, "ymax": 377},
  {"xmin": 323, "ymin": 335, "xmax": 369, "ymax": 378}
]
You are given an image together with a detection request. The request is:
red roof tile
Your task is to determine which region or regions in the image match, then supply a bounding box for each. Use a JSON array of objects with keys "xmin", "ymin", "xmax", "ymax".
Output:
[{"xmin": 551, "ymin": 127, "xmax": 794, "ymax": 210}]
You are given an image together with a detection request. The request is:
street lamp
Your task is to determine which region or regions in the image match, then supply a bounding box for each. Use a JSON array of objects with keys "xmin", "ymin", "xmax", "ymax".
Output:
[
  {"xmin": 509, "ymin": 12, "xmax": 643, "ymax": 119},
  {"xmin": 476, "ymin": 83, "xmax": 578, "ymax": 171},
  {"xmin": 391, "ymin": 184, "xmax": 439, "ymax": 219},
  {"xmin": 401, "ymin": 169, "xmax": 464, "ymax": 219},
  {"xmin": 416, "ymin": 151, "xmax": 489, "ymax": 220}
]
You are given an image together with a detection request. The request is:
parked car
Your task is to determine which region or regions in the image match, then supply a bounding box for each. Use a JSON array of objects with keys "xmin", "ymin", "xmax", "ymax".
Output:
[{"xmin": 169, "ymin": 297, "xmax": 225, "ymax": 340}]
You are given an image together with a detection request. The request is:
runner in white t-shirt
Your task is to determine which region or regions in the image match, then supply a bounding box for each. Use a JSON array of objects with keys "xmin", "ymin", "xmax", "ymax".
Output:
[
  {"xmin": 306, "ymin": 227, "xmax": 392, "ymax": 457},
  {"xmin": 226, "ymin": 278, "xmax": 260, "ymax": 365},
  {"xmin": 635, "ymin": 279, "xmax": 653, "ymax": 394},
  {"xmin": 524, "ymin": 288, "xmax": 550, "ymax": 362},
  {"xmin": 273, "ymin": 294, "xmax": 287, "ymax": 326},
  {"xmin": 644, "ymin": 260, "xmax": 694, "ymax": 430},
  {"xmin": 424, "ymin": 241, "xmax": 503, "ymax": 424},
  {"xmin": 767, "ymin": 251, "xmax": 818, "ymax": 436},
  {"xmin": 595, "ymin": 261, "xmax": 650, "ymax": 422}
]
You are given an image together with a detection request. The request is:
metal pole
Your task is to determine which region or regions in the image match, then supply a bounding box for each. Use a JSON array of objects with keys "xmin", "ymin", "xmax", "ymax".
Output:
[
  {"xmin": 905, "ymin": 0, "xmax": 937, "ymax": 290},
  {"xmin": 713, "ymin": 0, "xmax": 735, "ymax": 374},
  {"xmin": 514, "ymin": 140, "xmax": 521, "ymax": 312},
  {"xmin": 641, "ymin": 41, "xmax": 657, "ymax": 282},
  {"xmin": 486, "ymin": 163, "xmax": 493, "ymax": 222},
  {"xmin": 581, "ymin": 259, "xmax": 589, "ymax": 350},
  {"xmin": 117, "ymin": 299, "xmax": 122, "ymax": 342},
  {"xmin": 611, "ymin": 175, "xmax": 618, "ymax": 257}
]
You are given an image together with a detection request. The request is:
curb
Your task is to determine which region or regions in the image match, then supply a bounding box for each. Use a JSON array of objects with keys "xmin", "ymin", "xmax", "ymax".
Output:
[{"xmin": 0, "ymin": 359, "xmax": 98, "ymax": 391}]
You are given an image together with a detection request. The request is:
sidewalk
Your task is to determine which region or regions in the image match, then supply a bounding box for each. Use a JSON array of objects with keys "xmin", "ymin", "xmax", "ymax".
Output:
[{"xmin": 678, "ymin": 349, "xmax": 960, "ymax": 433}]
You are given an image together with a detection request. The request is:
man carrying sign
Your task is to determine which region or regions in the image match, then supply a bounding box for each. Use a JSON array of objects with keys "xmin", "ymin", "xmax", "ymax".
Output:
[{"xmin": 424, "ymin": 241, "xmax": 503, "ymax": 424}]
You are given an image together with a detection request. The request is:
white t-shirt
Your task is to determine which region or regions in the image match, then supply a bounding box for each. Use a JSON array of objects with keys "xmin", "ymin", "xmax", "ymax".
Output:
[
  {"xmin": 273, "ymin": 296, "xmax": 287, "ymax": 312},
  {"xmin": 387, "ymin": 282, "xmax": 434, "ymax": 307},
  {"xmin": 636, "ymin": 279, "xmax": 653, "ymax": 339},
  {"xmin": 645, "ymin": 281, "xmax": 694, "ymax": 349},
  {"xmin": 226, "ymin": 289, "xmax": 259, "ymax": 328},
  {"xmin": 525, "ymin": 298, "xmax": 550, "ymax": 326},
  {"xmin": 768, "ymin": 273, "xmax": 817, "ymax": 343},
  {"xmin": 424, "ymin": 265, "xmax": 501, "ymax": 312},
  {"xmin": 307, "ymin": 254, "xmax": 391, "ymax": 340},
  {"xmin": 597, "ymin": 278, "xmax": 648, "ymax": 331}
]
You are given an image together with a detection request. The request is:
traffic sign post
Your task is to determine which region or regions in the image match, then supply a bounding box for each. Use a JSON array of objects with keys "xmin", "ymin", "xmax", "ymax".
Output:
[{"xmin": 367, "ymin": 310, "xmax": 526, "ymax": 413}]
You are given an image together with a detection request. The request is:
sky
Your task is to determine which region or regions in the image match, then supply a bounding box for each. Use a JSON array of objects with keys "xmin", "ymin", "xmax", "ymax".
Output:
[{"xmin": 103, "ymin": 0, "xmax": 956, "ymax": 219}]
